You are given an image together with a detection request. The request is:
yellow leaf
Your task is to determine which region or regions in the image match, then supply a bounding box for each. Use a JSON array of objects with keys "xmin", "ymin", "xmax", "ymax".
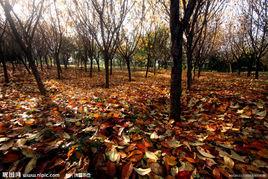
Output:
[
  {"xmin": 145, "ymin": 151, "xmax": 158, "ymax": 162},
  {"xmin": 134, "ymin": 167, "xmax": 151, "ymax": 176},
  {"xmin": 24, "ymin": 157, "xmax": 37, "ymax": 174},
  {"xmin": 223, "ymin": 156, "xmax": 234, "ymax": 169}
]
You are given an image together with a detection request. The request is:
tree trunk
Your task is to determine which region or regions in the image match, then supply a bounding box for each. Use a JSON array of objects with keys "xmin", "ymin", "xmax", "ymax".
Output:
[
  {"xmin": 104, "ymin": 54, "xmax": 110, "ymax": 88},
  {"xmin": 255, "ymin": 58, "xmax": 260, "ymax": 79},
  {"xmin": 84, "ymin": 52, "xmax": 88, "ymax": 72},
  {"xmin": 11, "ymin": 60, "xmax": 16, "ymax": 73},
  {"xmin": 40, "ymin": 57, "xmax": 43, "ymax": 71},
  {"xmin": 186, "ymin": 49, "xmax": 193, "ymax": 91},
  {"xmin": 45, "ymin": 56, "xmax": 50, "ymax": 69},
  {"xmin": 154, "ymin": 59, "xmax": 157, "ymax": 75},
  {"xmin": 145, "ymin": 55, "xmax": 150, "ymax": 78},
  {"xmin": 170, "ymin": 2, "xmax": 184, "ymax": 120},
  {"xmin": 96, "ymin": 58, "xmax": 100, "ymax": 72},
  {"xmin": 198, "ymin": 66, "xmax": 201, "ymax": 78},
  {"xmin": 126, "ymin": 57, "xmax": 131, "ymax": 82},
  {"xmin": 1, "ymin": 57, "xmax": 9, "ymax": 83},
  {"xmin": 229, "ymin": 63, "xmax": 232, "ymax": 73},
  {"xmin": 27, "ymin": 52, "xmax": 46, "ymax": 96},
  {"xmin": 90, "ymin": 57, "xmax": 93, "ymax": 78},
  {"xmin": 247, "ymin": 66, "xmax": 251, "ymax": 77},
  {"xmin": 110, "ymin": 58, "xmax": 113, "ymax": 75},
  {"xmin": 19, "ymin": 57, "xmax": 31, "ymax": 74},
  {"xmin": 55, "ymin": 53, "xmax": 62, "ymax": 79}
]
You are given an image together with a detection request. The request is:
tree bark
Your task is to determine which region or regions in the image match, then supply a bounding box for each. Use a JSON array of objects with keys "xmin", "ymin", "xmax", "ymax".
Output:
[
  {"xmin": 153, "ymin": 59, "xmax": 157, "ymax": 75},
  {"xmin": 96, "ymin": 58, "xmax": 100, "ymax": 72},
  {"xmin": 186, "ymin": 48, "xmax": 193, "ymax": 91},
  {"xmin": 198, "ymin": 66, "xmax": 201, "ymax": 78},
  {"xmin": 104, "ymin": 54, "xmax": 110, "ymax": 88},
  {"xmin": 255, "ymin": 58, "xmax": 260, "ymax": 79},
  {"xmin": 27, "ymin": 52, "xmax": 46, "ymax": 96},
  {"xmin": 126, "ymin": 57, "xmax": 131, "ymax": 82},
  {"xmin": 145, "ymin": 55, "xmax": 150, "ymax": 78},
  {"xmin": 1, "ymin": 57, "xmax": 9, "ymax": 83},
  {"xmin": 90, "ymin": 57, "xmax": 93, "ymax": 78},
  {"xmin": 55, "ymin": 53, "xmax": 62, "ymax": 79},
  {"xmin": 110, "ymin": 58, "xmax": 113, "ymax": 75}
]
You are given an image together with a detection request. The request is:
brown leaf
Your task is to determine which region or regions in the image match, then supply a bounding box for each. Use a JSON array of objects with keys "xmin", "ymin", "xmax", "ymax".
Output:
[
  {"xmin": 2, "ymin": 150, "xmax": 21, "ymax": 163},
  {"xmin": 212, "ymin": 168, "xmax": 221, "ymax": 179},
  {"xmin": 164, "ymin": 155, "xmax": 177, "ymax": 166},
  {"xmin": 121, "ymin": 162, "xmax": 133, "ymax": 179}
]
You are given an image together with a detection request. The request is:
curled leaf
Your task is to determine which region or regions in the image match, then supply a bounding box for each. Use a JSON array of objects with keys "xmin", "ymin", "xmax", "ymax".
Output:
[
  {"xmin": 223, "ymin": 156, "xmax": 234, "ymax": 169},
  {"xmin": 197, "ymin": 146, "xmax": 215, "ymax": 158},
  {"xmin": 167, "ymin": 139, "xmax": 182, "ymax": 148},
  {"xmin": 150, "ymin": 132, "xmax": 159, "ymax": 139},
  {"xmin": 145, "ymin": 151, "xmax": 158, "ymax": 162},
  {"xmin": 134, "ymin": 167, "xmax": 151, "ymax": 176},
  {"xmin": 106, "ymin": 148, "xmax": 120, "ymax": 162}
]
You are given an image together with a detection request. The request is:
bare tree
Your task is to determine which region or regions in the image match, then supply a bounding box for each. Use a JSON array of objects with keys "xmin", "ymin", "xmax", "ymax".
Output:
[
  {"xmin": 0, "ymin": 19, "xmax": 9, "ymax": 83},
  {"xmin": 170, "ymin": 0, "xmax": 198, "ymax": 120},
  {"xmin": 243, "ymin": 0, "xmax": 268, "ymax": 79},
  {"xmin": 0, "ymin": 0, "xmax": 46, "ymax": 95},
  {"xmin": 71, "ymin": 0, "xmax": 130, "ymax": 88}
]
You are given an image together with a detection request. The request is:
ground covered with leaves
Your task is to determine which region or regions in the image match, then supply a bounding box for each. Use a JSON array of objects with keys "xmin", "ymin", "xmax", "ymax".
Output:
[{"xmin": 0, "ymin": 68, "xmax": 267, "ymax": 178}]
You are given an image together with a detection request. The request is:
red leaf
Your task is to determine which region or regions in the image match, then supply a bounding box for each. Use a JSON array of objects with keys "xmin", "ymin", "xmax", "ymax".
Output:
[
  {"xmin": 121, "ymin": 162, "xmax": 133, "ymax": 179},
  {"xmin": 176, "ymin": 171, "xmax": 192, "ymax": 179}
]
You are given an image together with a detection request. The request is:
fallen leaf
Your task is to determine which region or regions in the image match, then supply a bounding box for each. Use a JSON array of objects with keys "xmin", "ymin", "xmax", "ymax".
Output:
[
  {"xmin": 164, "ymin": 155, "xmax": 177, "ymax": 166},
  {"xmin": 150, "ymin": 132, "xmax": 159, "ymax": 139},
  {"xmin": 24, "ymin": 157, "xmax": 38, "ymax": 174},
  {"xmin": 212, "ymin": 168, "xmax": 221, "ymax": 179},
  {"xmin": 121, "ymin": 162, "xmax": 133, "ymax": 179},
  {"xmin": 166, "ymin": 138, "xmax": 182, "ymax": 148},
  {"xmin": 0, "ymin": 140, "xmax": 14, "ymax": 151},
  {"xmin": 134, "ymin": 167, "xmax": 151, "ymax": 176},
  {"xmin": 145, "ymin": 151, "xmax": 158, "ymax": 162},
  {"xmin": 223, "ymin": 156, "xmax": 234, "ymax": 169},
  {"xmin": 106, "ymin": 147, "xmax": 120, "ymax": 162},
  {"xmin": 197, "ymin": 146, "xmax": 215, "ymax": 158},
  {"xmin": 257, "ymin": 149, "xmax": 268, "ymax": 159},
  {"xmin": 2, "ymin": 151, "xmax": 21, "ymax": 163}
]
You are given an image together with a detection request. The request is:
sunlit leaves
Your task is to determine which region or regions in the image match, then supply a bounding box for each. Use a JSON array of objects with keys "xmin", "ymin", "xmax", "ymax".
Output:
[{"xmin": 134, "ymin": 167, "xmax": 151, "ymax": 176}]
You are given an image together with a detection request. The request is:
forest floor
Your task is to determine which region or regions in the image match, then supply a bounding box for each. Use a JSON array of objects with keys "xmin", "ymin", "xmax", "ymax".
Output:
[{"xmin": 0, "ymin": 67, "xmax": 267, "ymax": 178}]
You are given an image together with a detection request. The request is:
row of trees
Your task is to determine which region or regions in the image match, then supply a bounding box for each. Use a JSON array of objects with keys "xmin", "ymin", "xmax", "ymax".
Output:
[
  {"xmin": 222, "ymin": 0, "xmax": 268, "ymax": 79},
  {"xmin": 0, "ymin": 0, "xmax": 267, "ymax": 120}
]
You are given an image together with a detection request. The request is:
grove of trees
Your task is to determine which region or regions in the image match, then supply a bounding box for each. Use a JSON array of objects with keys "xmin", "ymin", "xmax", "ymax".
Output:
[{"xmin": 0, "ymin": 0, "xmax": 267, "ymax": 120}]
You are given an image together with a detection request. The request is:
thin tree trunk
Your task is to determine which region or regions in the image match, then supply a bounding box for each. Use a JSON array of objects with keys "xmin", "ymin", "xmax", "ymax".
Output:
[
  {"xmin": 1, "ymin": 57, "xmax": 9, "ymax": 83},
  {"xmin": 11, "ymin": 60, "xmax": 16, "ymax": 73},
  {"xmin": 247, "ymin": 66, "xmax": 252, "ymax": 77},
  {"xmin": 19, "ymin": 57, "xmax": 31, "ymax": 74},
  {"xmin": 229, "ymin": 63, "xmax": 232, "ymax": 73},
  {"xmin": 198, "ymin": 66, "xmax": 201, "ymax": 78},
  {"xmin": 104, "ymin": 55, "xmax": 110, "ymax": 88},
  {"xmin": 90, "ymin": 57, "xmax": 93, "ymax": 78},
  {"xmin": 84, "ymin": 52, "xmax": 87, "ymax": 72},
  {"xmin": 110, "ymin": 58, "xmax": 113, "ymax": 75},
  {"xmin": 126, "ymin": 57, "xmax": 131, "ymax": 82},
  {"xmin": 55, "ymin": 54, "xmax": 62, "ymax": 79},
  {"xmin": 96, "ymin": 58, "xmax": 100, "ymax": 72},
  {"xmin": 27, "ymin": 52, "xmax": 46, "ymax": 96},
  {"xmin": 40, "ymin": 57, "xmax": 43, "ymax": 71},
  {"xmin": 45, "ymin": 55, "xmax": 50, "ymax": 69},
  {"xmin": 255, "ymin": 58, "xmax": 260, "ymax": 79},
  {"xmin": 186, "ymin": 49, "xmax": 193, "ymax": 91},
  {"xmin": 145, "ymin": 55, "xmax": 150, "ymax": 78},
  {"xmin": 154, "ymin": 59, "xmax": 157, "ymax": 75}
]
